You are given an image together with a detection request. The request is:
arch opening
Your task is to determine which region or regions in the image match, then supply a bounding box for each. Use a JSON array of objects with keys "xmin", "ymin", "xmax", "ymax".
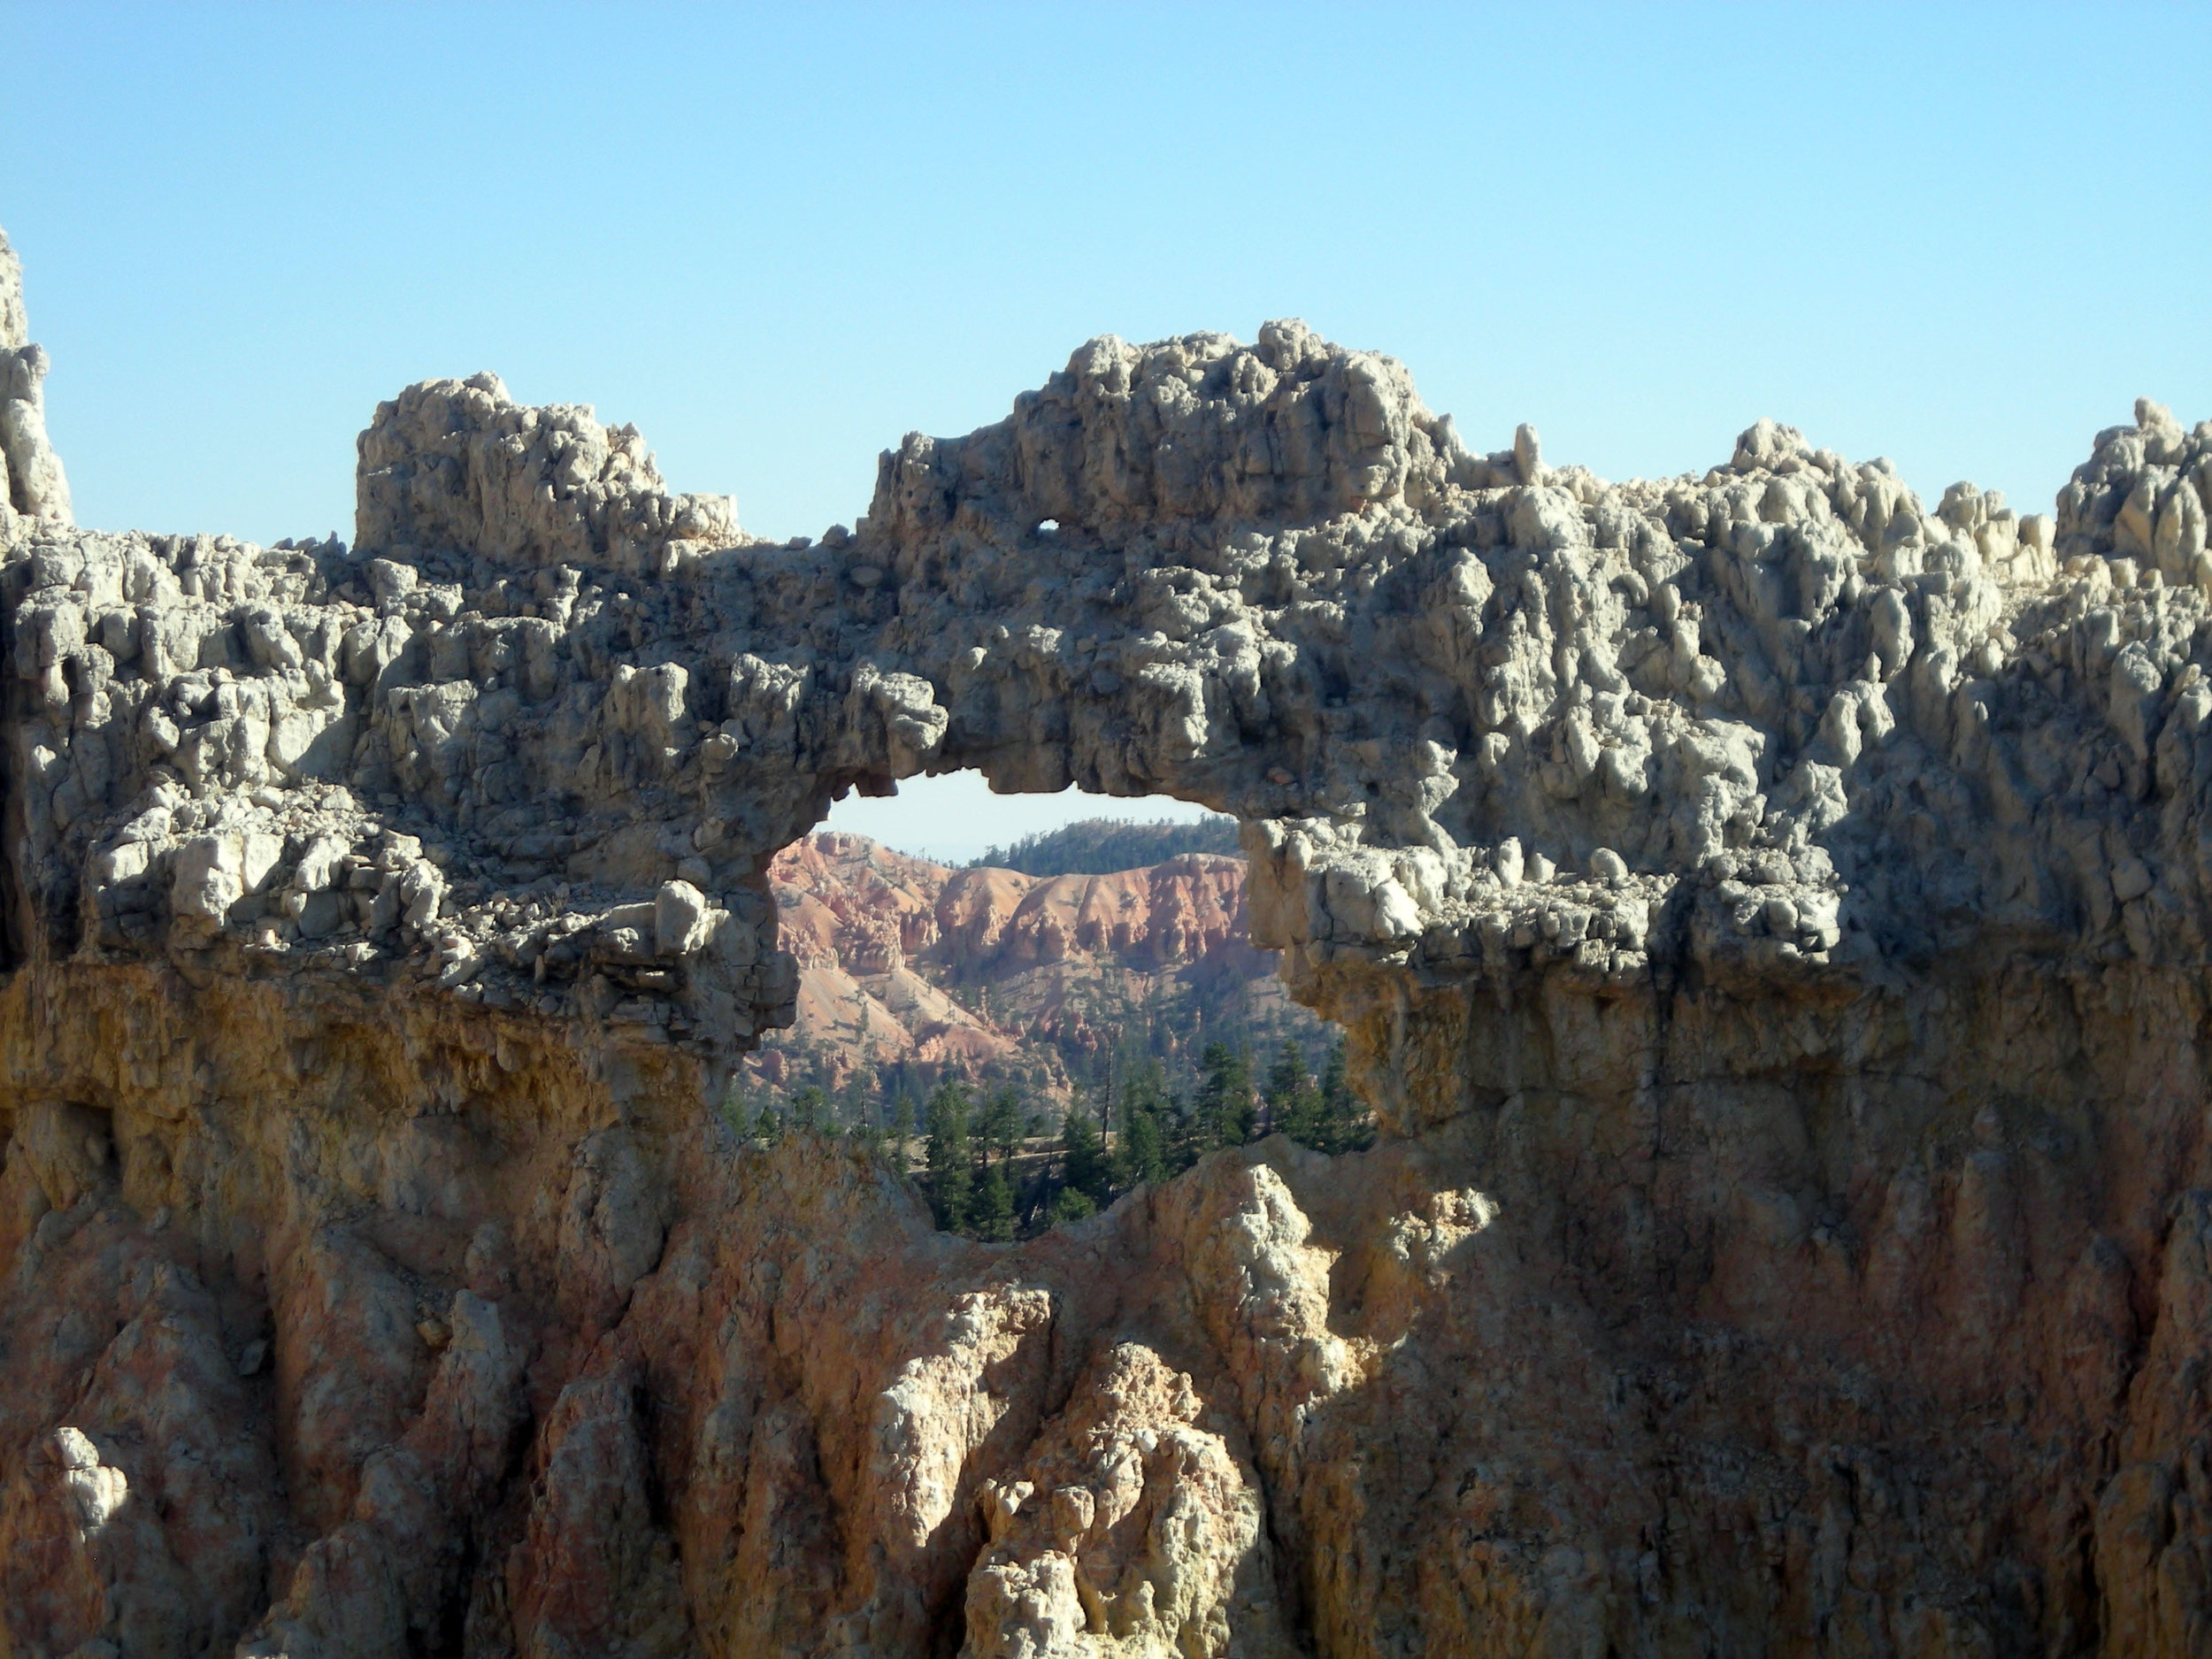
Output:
[{"xmin": 735, "ymin": 768, "xmax": 1362, "ymax": 1235}]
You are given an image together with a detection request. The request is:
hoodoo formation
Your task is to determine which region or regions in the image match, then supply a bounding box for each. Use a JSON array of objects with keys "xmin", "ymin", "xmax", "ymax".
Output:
[{"xmin": 4, "ymin": 221, "xmax": 2211, "ymax": 1655}]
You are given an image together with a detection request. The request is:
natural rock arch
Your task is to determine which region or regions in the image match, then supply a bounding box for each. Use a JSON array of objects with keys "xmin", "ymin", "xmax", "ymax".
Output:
[{"xmin": 5, "ymin": 222, "xmax": 2212, "ymax": 1654}]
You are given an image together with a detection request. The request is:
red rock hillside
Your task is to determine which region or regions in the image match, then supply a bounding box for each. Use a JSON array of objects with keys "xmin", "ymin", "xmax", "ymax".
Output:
[{"xmin": 742, "ymin": 832, "xmax": 1324, "ymax": 1103}]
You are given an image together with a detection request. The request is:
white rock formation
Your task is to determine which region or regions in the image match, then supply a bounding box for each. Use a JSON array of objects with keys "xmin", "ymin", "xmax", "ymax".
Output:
[
  {"xmin": 0, "ymin": 227, "xmax": 73, "ymax": 532},
  {"xmin": 4, "ymin": 226, "xmax": 2212, "ymax": 1655}
]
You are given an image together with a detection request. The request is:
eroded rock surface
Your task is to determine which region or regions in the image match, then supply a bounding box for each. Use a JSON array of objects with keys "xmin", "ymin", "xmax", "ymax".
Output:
[
  {"xmin": 4, "ymin": 227, "xmax": 2212, "ymax": 1654},
  {"xmin": 0, "ymin": 229, "xmax": 72, "ymax": 535}
]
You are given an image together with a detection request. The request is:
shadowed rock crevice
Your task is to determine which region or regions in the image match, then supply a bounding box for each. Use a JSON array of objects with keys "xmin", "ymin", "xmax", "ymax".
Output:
[{"xmin": 4, "ymin": 225, "xmax": 2212, "ymax": 1653}]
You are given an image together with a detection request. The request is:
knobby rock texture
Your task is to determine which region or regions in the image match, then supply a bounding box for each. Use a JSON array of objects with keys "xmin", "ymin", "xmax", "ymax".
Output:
[{"xmin": 2, "ymin": 228, "xmax": 2210, "ymax": 1656}]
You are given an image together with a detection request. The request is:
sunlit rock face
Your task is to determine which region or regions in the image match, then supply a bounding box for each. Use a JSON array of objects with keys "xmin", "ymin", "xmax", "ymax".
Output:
[{"xmin": 4, "ymin": 220, "xmax": 2212, "ymax": 1655}]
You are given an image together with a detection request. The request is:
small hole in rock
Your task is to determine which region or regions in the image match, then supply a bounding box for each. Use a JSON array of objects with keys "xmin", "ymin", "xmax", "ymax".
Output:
[{"xmin": 1036, "ymin": 518, "xmax": 1058, "ymax": 534}]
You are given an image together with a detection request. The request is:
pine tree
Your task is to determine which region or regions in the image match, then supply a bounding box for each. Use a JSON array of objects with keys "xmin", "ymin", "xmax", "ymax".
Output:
[
  {"xmin": 1194, "ymin": 1041, "xmax": 1256, "ymax": 1151},
  {"xmin": 753, "ymin": 1100, "xmax": 782, "ymax": 1146},
  {"xmin": 1115, "ymin": 1065, "xmax": 1171, "ymax": 1188},
  {"xmin": 887, "ymin": 1088, "xmax": 915, "ymax": 1171},
  {"xmin": 1050, "ymin": 1185, "xmax": 1096, "ymax": 1225},
  {"xmin": 1316, "ymin": 1038, "xmax": 1371, "ymax": 1153},
  {"xmin": 791, "ymin": 1085, "xmax": 826, "ymax": 1136},
  {"xmin": 975, "ymin": 1161, "xmax": 1016, "ymax": 1242},
  {"xmin": 848, "ymin": 1082, "xmax": 880, "ymax": 1151},
  {"xmin": 1059, "ymin": 1092, "xmax": 1110, "ymax": 1206},
  {"xmin": 838, "ymin": 1069, "xmax": 872, "ymax": 1131},
  {"xmin": 1264, "ymin": 1039, "xmax": 1301, "ymax": 1125},
  {"xmin": 979, "ymin": 1084, "xmax": 1022, "ymax": 1163},
  {"xmin": 1123, "ymin": 1106, "xmax": 1167, "ymax": 1186},
  {"xmin": 925, "ymin": 1079, "xmax": 973, "ymax": 1231},
  {"xmin": 1268, "ymin": 1039, "xmax": 1325, "ymax": 1148}
]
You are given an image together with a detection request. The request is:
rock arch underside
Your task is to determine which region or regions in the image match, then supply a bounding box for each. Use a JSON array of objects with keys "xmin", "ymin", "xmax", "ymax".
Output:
[{"xmin": 3, "ymin": 223, "xmax": 2212, "ymax": 1658}]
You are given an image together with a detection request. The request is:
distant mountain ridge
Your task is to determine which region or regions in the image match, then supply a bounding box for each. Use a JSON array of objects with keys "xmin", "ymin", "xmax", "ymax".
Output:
[{"xmin": 968, "ymin": 814, "xmax": 1240, "ymax": 877}]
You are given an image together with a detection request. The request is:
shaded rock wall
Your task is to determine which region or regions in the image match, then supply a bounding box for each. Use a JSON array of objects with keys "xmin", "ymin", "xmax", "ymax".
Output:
[{"xmin": 4, "ymin": 227, "xmax": 2212, "ymax": 1655}]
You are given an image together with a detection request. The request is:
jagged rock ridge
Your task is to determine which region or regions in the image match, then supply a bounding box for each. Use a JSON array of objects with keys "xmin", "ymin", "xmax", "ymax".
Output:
[{"xmin": 3, "ymin": 227, "xmax": 2211, "ymax": 1654}]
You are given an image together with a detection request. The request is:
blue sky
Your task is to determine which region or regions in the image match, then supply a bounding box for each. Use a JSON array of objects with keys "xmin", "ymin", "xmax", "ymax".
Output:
[{"xmin": 5, "ymin": 3, "xmax": 2208, "ymax": 859}]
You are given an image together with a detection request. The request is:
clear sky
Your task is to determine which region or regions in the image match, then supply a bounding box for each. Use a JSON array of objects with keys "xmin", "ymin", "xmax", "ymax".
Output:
[
  {"xmin": 5, "ymin": 3, "xmax": 2208, "ymax": 857},
  {"xmin": 826, "ymin": 775, "xmax": 1215, "ymax": 868}
]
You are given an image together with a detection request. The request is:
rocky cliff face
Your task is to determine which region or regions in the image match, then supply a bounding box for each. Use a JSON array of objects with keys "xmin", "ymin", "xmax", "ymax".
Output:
[
  {"xmin": 4, "ymin": 227, "xmax": 2212, "ymax": 1655},
  {"xmin": 0, "ymin": 228, "xmax": 73, "ymax": 538},
  {"xmin": 749, "ymin": 831, "xmax": 1313, "ymax": 1099}
]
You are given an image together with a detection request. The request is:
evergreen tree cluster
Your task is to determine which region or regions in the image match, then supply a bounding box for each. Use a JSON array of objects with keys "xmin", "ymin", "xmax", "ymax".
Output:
[
  {"xmin": 970, "ymin": 815, "xmax": 1240, "ymax": 877},
  {"xmin": 721, "ymin": 1035, "xmax": 1371, "ymax": 1241}
]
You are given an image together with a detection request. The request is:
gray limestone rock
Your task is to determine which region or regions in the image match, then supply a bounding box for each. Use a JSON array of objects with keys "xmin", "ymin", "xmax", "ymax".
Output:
[
  {"xmin": 8, "ymin": 301, "xmax": 2212, "ymax": 1115},
  {"xmin": 0, "ymin": 228, "xmax": 71, "ymax": 530}
]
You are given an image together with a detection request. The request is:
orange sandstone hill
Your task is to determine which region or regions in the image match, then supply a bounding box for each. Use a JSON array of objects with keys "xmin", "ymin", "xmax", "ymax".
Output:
[{"xmin": 742, "ymin": 831, "xmax": 1327, "ymax": 1109}]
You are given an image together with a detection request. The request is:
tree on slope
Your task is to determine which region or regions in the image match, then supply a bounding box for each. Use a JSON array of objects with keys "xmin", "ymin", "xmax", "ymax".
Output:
[
  {"xmin": 1194, "ymin": 1040, "xmax": 1256, "ymax": 1151},
  {"xmin": 1058, "ymin": 1091, "xmax": 1110, "ymax": 1210},
  {"xmin": 974, "ymin": 1161, "xmax": 1016, "ymax": 1242},
  {"xmin": 925, "ymin": 1079, "xmax": 973, "ymax": 1231},
  {"xmin": 1114, "ymin": 1063, "xmax": 1172, "ymax": 1189},
  {"xmin": 887, "ymin": 1087, "xmax": 916, "ymax": 1169},
  {"xmin": 979, "ymin": 1084, "xmax": 1023, "ymax": 1164},
  {"xmin": 1314, "ymin": 1039, "xmax": 1372, "ymax": 1153},
  {"xmin": 790, "ymin": 1085, "xmax": 826, "ymax": 1136},
  {"xmin": 1267, "ymin": 1038, "xmax": 1324, "ymax": 1146}
]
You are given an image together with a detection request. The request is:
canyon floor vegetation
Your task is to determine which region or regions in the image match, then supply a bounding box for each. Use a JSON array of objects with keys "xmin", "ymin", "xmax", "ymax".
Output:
[{"xmin": 728, "ymin": 1033, "xmax": 1372, "ymax": 1240}]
